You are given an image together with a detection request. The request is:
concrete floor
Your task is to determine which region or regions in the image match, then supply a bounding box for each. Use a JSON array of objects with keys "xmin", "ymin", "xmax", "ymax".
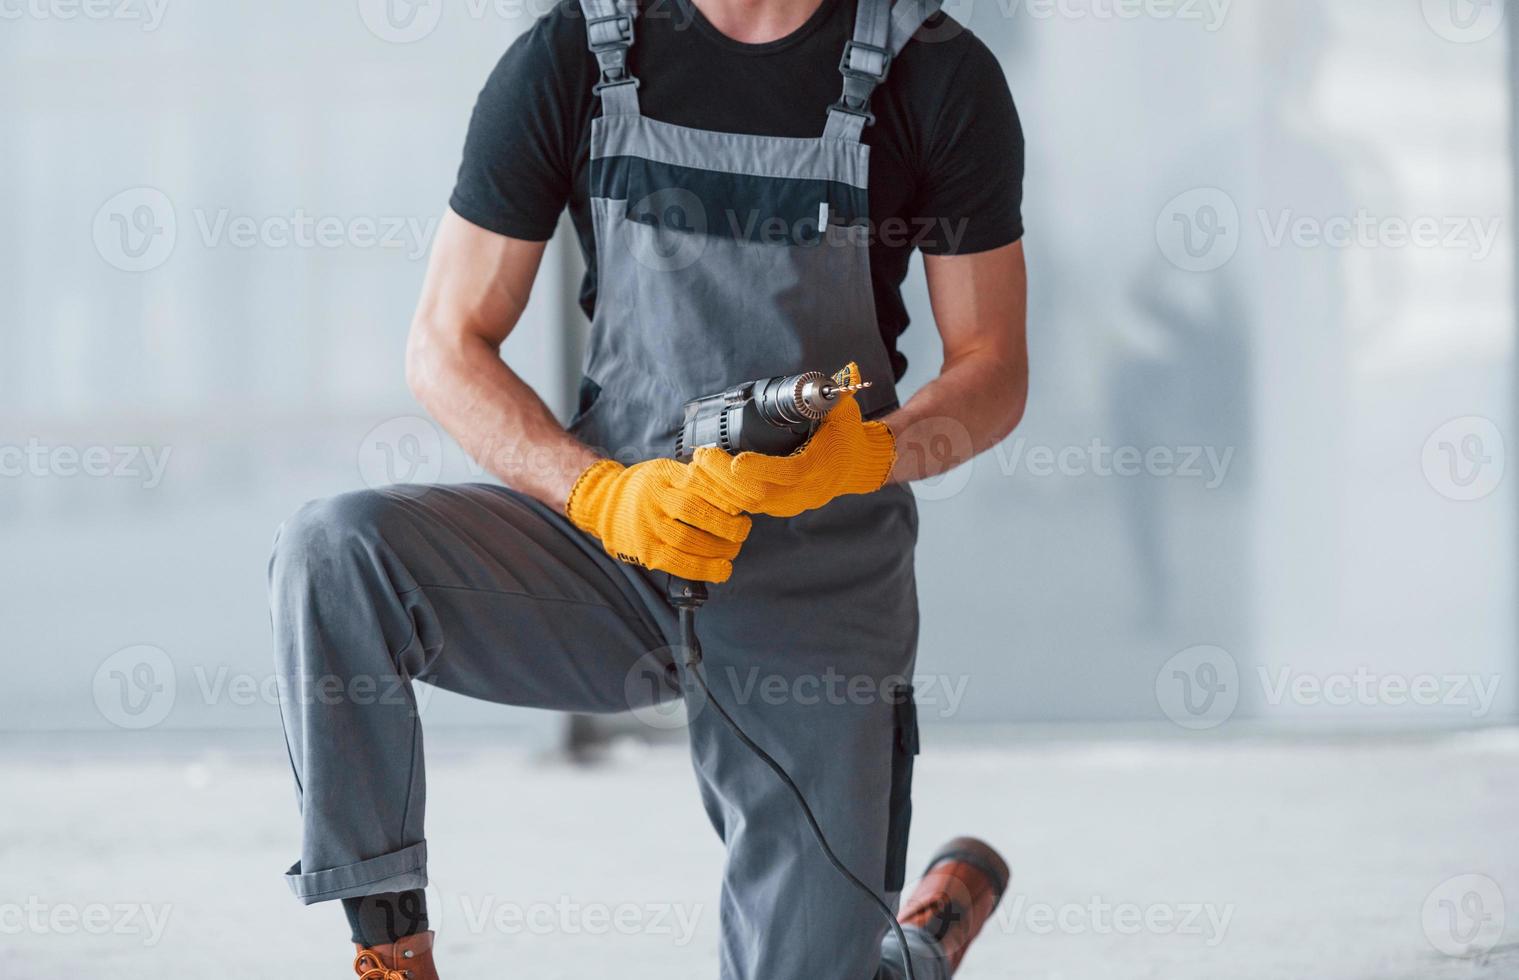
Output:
[{"xmin": 6, "ymin": 727, "xmax": 1518, "ymax": 979}]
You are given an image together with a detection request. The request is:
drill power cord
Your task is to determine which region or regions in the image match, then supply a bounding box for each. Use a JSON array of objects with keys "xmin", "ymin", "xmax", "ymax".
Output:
[{"xmin": 668, "ymin": 592, "xmax": 919, "ymax": 980}]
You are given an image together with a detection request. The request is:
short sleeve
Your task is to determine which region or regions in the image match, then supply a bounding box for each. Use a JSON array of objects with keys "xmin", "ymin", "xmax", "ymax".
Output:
[
  {"xmin": 449, "ymin": 9, "xmax": 587, "ymax": 241},
  {"xmin": 912, "ymin": 39, "xmax": 1025, "ymax": 256}
]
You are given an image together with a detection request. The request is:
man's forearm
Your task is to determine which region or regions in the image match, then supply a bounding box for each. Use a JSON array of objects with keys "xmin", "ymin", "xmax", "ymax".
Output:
[
  {"xmin": 882, "ymin": 348, "xmax": 1027, "ymax": 485},
  {"xmin": 407, "ymin": 328, "xmax": 599, "ymax": 514}
]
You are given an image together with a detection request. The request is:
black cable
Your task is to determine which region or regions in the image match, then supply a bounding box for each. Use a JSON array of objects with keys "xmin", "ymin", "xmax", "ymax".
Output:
[{"xmin": 675, "ymin": 605, "xmax": 918, "ymax": 980}]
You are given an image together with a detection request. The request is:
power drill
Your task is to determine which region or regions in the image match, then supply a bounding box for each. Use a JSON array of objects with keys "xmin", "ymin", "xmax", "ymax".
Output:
[
  {"xmin": 674, "ymin": 370, "xmax": 872, "ymax": 463},
  {"xmin": 668, "ymin": 368, "xmax": 872, "ymax": 662},
  {"xmin": 664, "ymin": 366, "xmax": 917, "ymax": 980}
]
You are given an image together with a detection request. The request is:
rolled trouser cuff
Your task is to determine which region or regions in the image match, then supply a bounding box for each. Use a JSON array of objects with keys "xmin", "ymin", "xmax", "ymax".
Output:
[
  {"xmin": 285, "ymin": 841, "xmax": 428, "ymax": 905},
  {"xmin": 881, "ymin": 922, "xmax": 953, "ymax": 980}
]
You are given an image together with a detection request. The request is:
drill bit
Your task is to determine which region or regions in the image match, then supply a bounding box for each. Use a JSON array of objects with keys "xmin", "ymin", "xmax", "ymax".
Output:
[{"xmin": 823, "ymin": 379, "xmax": 873, "ymax": 398}]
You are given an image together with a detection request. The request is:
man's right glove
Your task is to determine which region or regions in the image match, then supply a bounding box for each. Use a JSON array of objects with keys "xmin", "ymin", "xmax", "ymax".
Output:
[{"xmin": 566, "ymin": 458, "xmax": 752, "ymax": 583}]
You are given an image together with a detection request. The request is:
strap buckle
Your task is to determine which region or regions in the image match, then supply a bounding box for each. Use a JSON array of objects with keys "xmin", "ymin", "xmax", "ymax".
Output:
[
  {"xmin": 828, "ymin": 98, "xmax": 876, "ymax": 127},
  {"xmin": 586, "ymin": 12, "xmax": 635, "ymax": 51},
  {"xmin": 587, "ymin": 11, "xmax": 638, "ymax": 93},
  {"xmin": 839, "ymin": 39, "xmax": 891, "ymax": 83},
  {"xmin": 594, "ymin": 75, "xmax": 642, "ymax": 95}
]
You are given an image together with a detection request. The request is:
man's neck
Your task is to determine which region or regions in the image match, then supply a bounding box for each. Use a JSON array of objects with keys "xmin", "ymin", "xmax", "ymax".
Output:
[{"xmin": 688, "ymin": 0, "xmax": 829, "ymax": 44}]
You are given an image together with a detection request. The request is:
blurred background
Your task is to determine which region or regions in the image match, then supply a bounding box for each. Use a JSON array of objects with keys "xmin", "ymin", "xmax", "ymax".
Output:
[{"xmin": 3, "ymin": 0, "xmax": 1516, "ymax": 977}]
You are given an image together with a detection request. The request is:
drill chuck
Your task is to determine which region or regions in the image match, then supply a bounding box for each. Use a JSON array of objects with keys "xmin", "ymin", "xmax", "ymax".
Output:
[{"xmin": 675, "ymin": 370, "xmax": 871, "ymax": 460}]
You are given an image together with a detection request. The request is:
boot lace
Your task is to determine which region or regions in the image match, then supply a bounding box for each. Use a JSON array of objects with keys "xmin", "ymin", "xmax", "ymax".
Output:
[
  {"xmin": 353, "ymin": 949, "xmax": 408, "ymax": 980},
  {"xmin": 903, "ymin": 894, "xmax": 962, "ymax": 943}
]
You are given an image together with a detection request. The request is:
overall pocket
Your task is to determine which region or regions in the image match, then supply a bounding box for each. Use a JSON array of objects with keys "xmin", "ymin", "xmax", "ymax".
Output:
[
  {"xmin": 600, "ymin": 155, "xmax": 868, "ymax": 248},
  {"xmin": 885, "ymin": 683, "xmax": 920, "ymax": 893}
]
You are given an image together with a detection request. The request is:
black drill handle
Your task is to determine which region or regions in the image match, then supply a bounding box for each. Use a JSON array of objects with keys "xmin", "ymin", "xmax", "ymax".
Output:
[{"xmin": 668, "ymin": 576, "xmax": 708, "ymax": 666}]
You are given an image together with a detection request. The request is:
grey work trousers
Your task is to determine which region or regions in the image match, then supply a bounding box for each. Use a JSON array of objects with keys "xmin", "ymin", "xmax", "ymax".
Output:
[{"xmin": 269, "ymin": 482, "xmax": 944, "ymax": 979}]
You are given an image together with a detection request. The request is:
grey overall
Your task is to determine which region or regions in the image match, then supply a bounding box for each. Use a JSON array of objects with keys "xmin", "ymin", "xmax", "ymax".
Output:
[{"xmin": 269, "ymin": 0, "xmax": 946, "ymax": 974}]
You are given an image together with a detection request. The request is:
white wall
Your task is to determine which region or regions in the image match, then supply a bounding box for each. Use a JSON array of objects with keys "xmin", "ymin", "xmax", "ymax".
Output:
[{"xmin": 898, "ymin": 0, "xmax": 1515, "ymax": 726}]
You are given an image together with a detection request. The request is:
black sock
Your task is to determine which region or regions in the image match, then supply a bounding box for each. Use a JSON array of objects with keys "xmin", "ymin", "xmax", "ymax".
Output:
[{"xmin": 343, "ymin": 890, "xmax": 429, "ymax": 947}]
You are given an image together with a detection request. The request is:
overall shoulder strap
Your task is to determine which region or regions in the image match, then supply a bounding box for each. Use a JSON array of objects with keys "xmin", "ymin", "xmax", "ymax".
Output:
[
  {"xmin": 580, "ymin": 0, "xmax": 641, "ymax": 115},
  {"xmin": 824, "ymin": 0, "xmax": 943, "ymax": 142}
]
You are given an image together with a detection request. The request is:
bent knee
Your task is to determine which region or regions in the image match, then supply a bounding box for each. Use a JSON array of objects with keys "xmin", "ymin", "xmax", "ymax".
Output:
[{"xmin": 269, "ymin": 490, "xmax": 401, "ymax": 584}]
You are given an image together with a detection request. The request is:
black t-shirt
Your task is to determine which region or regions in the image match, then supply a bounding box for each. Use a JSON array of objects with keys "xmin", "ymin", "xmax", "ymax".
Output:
[{"xmin": 450, "ymin": 0, "xmax": 1024, "ymax": 379}]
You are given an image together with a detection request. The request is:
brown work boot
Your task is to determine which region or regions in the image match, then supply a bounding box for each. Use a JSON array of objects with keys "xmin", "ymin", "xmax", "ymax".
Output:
[
  {"xmin": 352, "ymin": 930, "xmax": 439, "ymax": 980},
  {"xmin": 898, "ymin": 838, "xmax": 1010, "ymax": 973}
]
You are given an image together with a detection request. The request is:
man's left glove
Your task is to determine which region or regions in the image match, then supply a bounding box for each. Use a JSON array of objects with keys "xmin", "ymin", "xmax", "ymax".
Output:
[{"xmin": 690, "ymin": 363, "xmax": 897, "ymax": 519}]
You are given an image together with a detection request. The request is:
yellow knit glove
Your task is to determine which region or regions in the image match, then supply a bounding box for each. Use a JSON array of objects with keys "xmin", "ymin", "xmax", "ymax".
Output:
[
  {"xmin": 691, "ymin": 363, "xmax": 897, "ymax": 519},
  {"xmin": 566, "ymin": 458, "xmax": 753, "ymax": 583}
]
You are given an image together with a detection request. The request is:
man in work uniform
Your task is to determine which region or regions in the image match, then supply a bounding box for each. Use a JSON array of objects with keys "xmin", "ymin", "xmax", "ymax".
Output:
[{"xmin": 269, "ymin": 0, "xmax": 1027, "ymax": 974}]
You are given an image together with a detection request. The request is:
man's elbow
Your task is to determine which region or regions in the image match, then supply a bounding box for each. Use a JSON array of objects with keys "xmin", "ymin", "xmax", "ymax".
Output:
[
  {"xmin": 992, "ymin": 354, "xmax": 1029, "ymax": 444},
  {"xmin": 404, "ymin": 318, "xmax": 446, "ymax": 406}
]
